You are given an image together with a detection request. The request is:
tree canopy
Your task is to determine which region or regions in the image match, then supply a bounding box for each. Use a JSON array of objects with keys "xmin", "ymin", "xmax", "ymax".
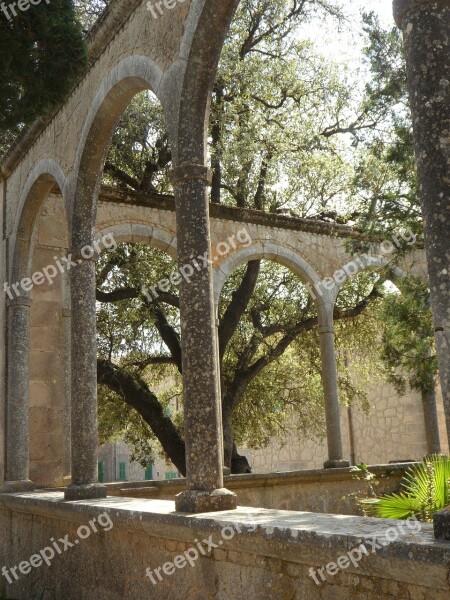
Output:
[
  {"xmin": 93, "ymin": 2, "xmax": 433, "ymax": 472},
  {"xmin": 0, "ymin": 0, "xmax": 86, "ymax": 136}
]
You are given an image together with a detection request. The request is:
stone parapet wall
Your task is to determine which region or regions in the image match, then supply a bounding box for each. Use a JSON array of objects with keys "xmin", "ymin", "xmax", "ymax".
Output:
[
  {"xmin": 242, "ymin": 381, "xmax": 449, "ymax": 474},
  {"xmin": 0, "ymin": 492, "xmax": 448, "ymax": 600},
  {"xmin": 105, "ymin": 463, "xmax": 412, "ymax": 515}
]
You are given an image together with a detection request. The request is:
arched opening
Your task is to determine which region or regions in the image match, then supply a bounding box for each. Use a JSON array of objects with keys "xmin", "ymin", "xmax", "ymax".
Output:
[
  {"xmin": 93, "ymin": 230, "xmax": 187, "ymax": 484},
  {"xmin": 334, "ymin": 268, "xmax": 448, "ymax": 464},
  {"xmin": 66, "ymin": 59, "xmax": 174, "ymax": 498},
  {"xmin": 216, "ymin": 256, "xmax": 327, "ymax": 473},
  {"xmin": 5, "ymin": 168, "xmax": 69, "ymax": 489}
]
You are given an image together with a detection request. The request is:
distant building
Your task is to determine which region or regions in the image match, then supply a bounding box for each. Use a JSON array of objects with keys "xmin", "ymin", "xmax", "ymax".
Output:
[{"xmin": 97, "ymin": 441, "xmax": 181, "ymax": 484}]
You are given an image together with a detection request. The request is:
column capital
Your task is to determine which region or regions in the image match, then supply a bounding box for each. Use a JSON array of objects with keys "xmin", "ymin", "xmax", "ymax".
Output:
[
  {"xmin": 170, "ymin": 162, "xmax": 213, "ymax": 187},
  {"xmin": 7, "ymin": 296, "xmax": 32, "ymax": 308},
  {"xmin": 393, "ymin": 0, "xmax": 450, "ymax": 28}
]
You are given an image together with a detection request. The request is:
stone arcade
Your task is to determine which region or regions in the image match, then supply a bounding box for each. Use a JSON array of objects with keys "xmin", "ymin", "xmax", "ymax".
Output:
[{"xmin": 0, "ymin": 1, "xmax": 449, "ymax": 598}]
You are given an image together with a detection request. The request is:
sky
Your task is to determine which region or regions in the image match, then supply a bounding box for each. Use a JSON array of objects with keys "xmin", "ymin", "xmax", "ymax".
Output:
[
  {"xmin": 373, "ymin": 0, "xmax": 396, "ymax": 26},
  {"xmin": 305, "ymin": 0, "xmax": 396, "ymax": 67}
]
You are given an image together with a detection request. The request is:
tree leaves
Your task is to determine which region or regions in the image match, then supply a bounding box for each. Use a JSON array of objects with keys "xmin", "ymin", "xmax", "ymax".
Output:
[{"xmin": 0, "ymin": 0, "xmax": 87, "ymax": 132}]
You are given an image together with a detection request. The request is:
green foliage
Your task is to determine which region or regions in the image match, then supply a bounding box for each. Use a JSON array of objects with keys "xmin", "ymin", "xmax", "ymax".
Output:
[
  {"xmin": 0, "ymin": 1, "xmax": 87, "ymax": 134},
  {"xmin": 74, "ymin": 0, "xmax": 107, "ymax": 30},
  {"xmin": 96, "ymin": 244, "xmax": 382, "ymax": 461},
  {"xmin": 351, "ymin": 12, "xmax": 421, "ymax": 239},
  {"xmin": 361, "ymin": 455, "xmax": 450, "ymax": 521},
  {"xmin": 379, "ymin": 277, "xmax": 437, "ymax": 396},
  {"xmin": 91, "ymin": 1, "xmax": 424, "ymax": 466},
  {"xmin": 104, "ymin": 92, "xmax": 172, "ymax": 193}
]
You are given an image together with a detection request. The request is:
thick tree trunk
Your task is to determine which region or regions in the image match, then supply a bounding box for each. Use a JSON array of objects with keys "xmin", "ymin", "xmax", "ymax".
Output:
[
  {"xmin": 97, "ymin": 359, "xmax": 186, "ymax": 475},
  {"xmin": 394, "ymin": 0, "xmax": 450, "ymax": 447},
  {"xmin": 222, "ymin": 413, "xmax": 234, "ymax": 470},
  {"xmin": 231, "ymin": 444, "xmax": 252, "ymax": 474}
]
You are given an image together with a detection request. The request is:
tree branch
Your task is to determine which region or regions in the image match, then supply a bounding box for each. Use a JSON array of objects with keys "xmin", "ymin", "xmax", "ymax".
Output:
[{"xmin": 97, "ymin": 358, "xmax": 186, "ymax": 475}]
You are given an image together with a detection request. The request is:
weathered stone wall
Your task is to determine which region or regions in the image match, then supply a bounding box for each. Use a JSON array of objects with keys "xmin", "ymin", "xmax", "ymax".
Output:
[
  {"xmin": 29, "ymin": 196, "xmax": 69, "ymax": 487},
  {"xmin": 0, "ymin": 492, "xmax": 448, "ymax": 600},
  {"xmin": 242, "ymin": 380, "xmax": 449, "ymax": 474},
  {"xmin": 106, "ymin": 464, "xmax": 410, "ymax": 516}
]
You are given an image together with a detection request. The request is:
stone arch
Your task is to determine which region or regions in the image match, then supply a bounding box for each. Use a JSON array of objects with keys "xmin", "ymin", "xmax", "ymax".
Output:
[
  {"xmin": 9, "ymin": 160, "xmax": 67, "ymax": 280},
  {"xmin": 211, "ymin": 240, "xmax": 349, "ymax": 469},
  {"xmin": 95, "ymin": 223, "xmax": 177, "ymax": 260},
  {"xmin": 172, "ymin": 0, "xmax": 240, "ymax": 163},
  {"xmin": 213, "ymin": 241, "xmax": 323, "ymax": 308},
  {"xmin": 65, "ymin": 56, "xmax": 173, "ymax": 499},
  {"xmin": 330, "ymin": 255, "xmax": 407, "ymax": 304},
  {"xmin": 70, "ymin": 55, "xmax": 165, "ymax": 239},
  {"xmin": 5, "ymin": 167, "xmax": 69, "ymax": 490},
  {"xmin": 332, "ymin": 254, "xmax": 441, "ymax": 455}
]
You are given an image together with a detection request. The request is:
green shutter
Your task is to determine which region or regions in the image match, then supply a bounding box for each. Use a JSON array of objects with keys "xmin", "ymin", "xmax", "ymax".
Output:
[
  {"xmin": 145, "ymin": 463, "xmax": 154, "ymax": 481},
  {"xmin": 98, "ymin": 461, "xmax": 104, "ymax": 483},
  {"xmin": 119, "ymin": 462, "xmax": 126, "ymax": 480}
]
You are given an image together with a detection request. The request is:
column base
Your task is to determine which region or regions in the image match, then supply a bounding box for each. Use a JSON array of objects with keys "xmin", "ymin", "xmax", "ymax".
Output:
[
  {"xmin": 175, "ymin": 488, "xmax": 237, "ymax": 513},
  {"xmin": 0, "ymin": 480, "xmax": 35, "ymax": 493},
  {"xmin": 433, "ymin": 505, "xmax": 450, "ymax": 540},
  {"xmin": 64, "ymin": 484, "xmax": 107, "ymax": 501},
  {"xmin": 324, "ymin": 459, "xmax": 350, "ymax": 469}
]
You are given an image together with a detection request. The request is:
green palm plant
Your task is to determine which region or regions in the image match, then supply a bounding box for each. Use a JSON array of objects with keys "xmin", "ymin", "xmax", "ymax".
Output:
[{"xmin": 360, "ymin": 454, "xmax": 450, "ymax": 521}]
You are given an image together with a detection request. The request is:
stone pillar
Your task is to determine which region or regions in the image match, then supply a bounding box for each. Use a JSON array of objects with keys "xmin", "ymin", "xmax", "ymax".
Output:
[
  {"xmin": 61, "ymin": 306, "xmax": 72, "ymax": 480},
  {"xmin": 393, "ymin": 0, "xmax": 450, "ymax": 447},
  {"xmin": 214, "ymin": 306, "xmax": 228, "ymax": 474},
  {"xmin": 422, "ymin": 389, "xmax": 441, "ymax": 454},
  {"xmin": 64, "ymin": 254, "xmax": 105, "ymax": 500},
  {"xmin": 4, "ymin": 297, "xmax": 34, "ymax": 491},
  {"xmin": 318, "ymin": 319, "xmax": 349, "ymax": 468},
  {"xmin": 172, "ymin": 163, "xmax": 236, "ymax": 512}
]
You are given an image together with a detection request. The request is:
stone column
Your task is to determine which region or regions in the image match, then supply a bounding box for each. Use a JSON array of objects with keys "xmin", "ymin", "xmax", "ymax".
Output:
[
  {"xmin": 64, "ymin": 254, "xmax": 105, "ymax": 500},
  {"xmin": 61, "ymin": 306, "xmax": 72, "ymax": 480},
  {"xmin": 393, "ymin": 0, "xmax": 450, "ymax": 447},
  {"xmin": 215, "ymin": 306, "xmax": 228, "ymax": 475},
  {"xmin": 172, "ymin": 163, "xmax": 236, "ymax": 512},
  {"xmin": 318, "ymin": 316, "xmax": 349, "ymax": 468},
  {"xmin": 4, "ymin": 297, "xmax": 34, "ymax": 491}
]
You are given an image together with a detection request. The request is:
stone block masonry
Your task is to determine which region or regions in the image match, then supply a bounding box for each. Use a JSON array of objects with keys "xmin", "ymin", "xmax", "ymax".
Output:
[
  {"xmin": 0, "ymin": 492, "xmax": 448, "ymax": 599},
  {"xmin": 147, "ymin": 0, "xmax": 186, "ymax": 20}
]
